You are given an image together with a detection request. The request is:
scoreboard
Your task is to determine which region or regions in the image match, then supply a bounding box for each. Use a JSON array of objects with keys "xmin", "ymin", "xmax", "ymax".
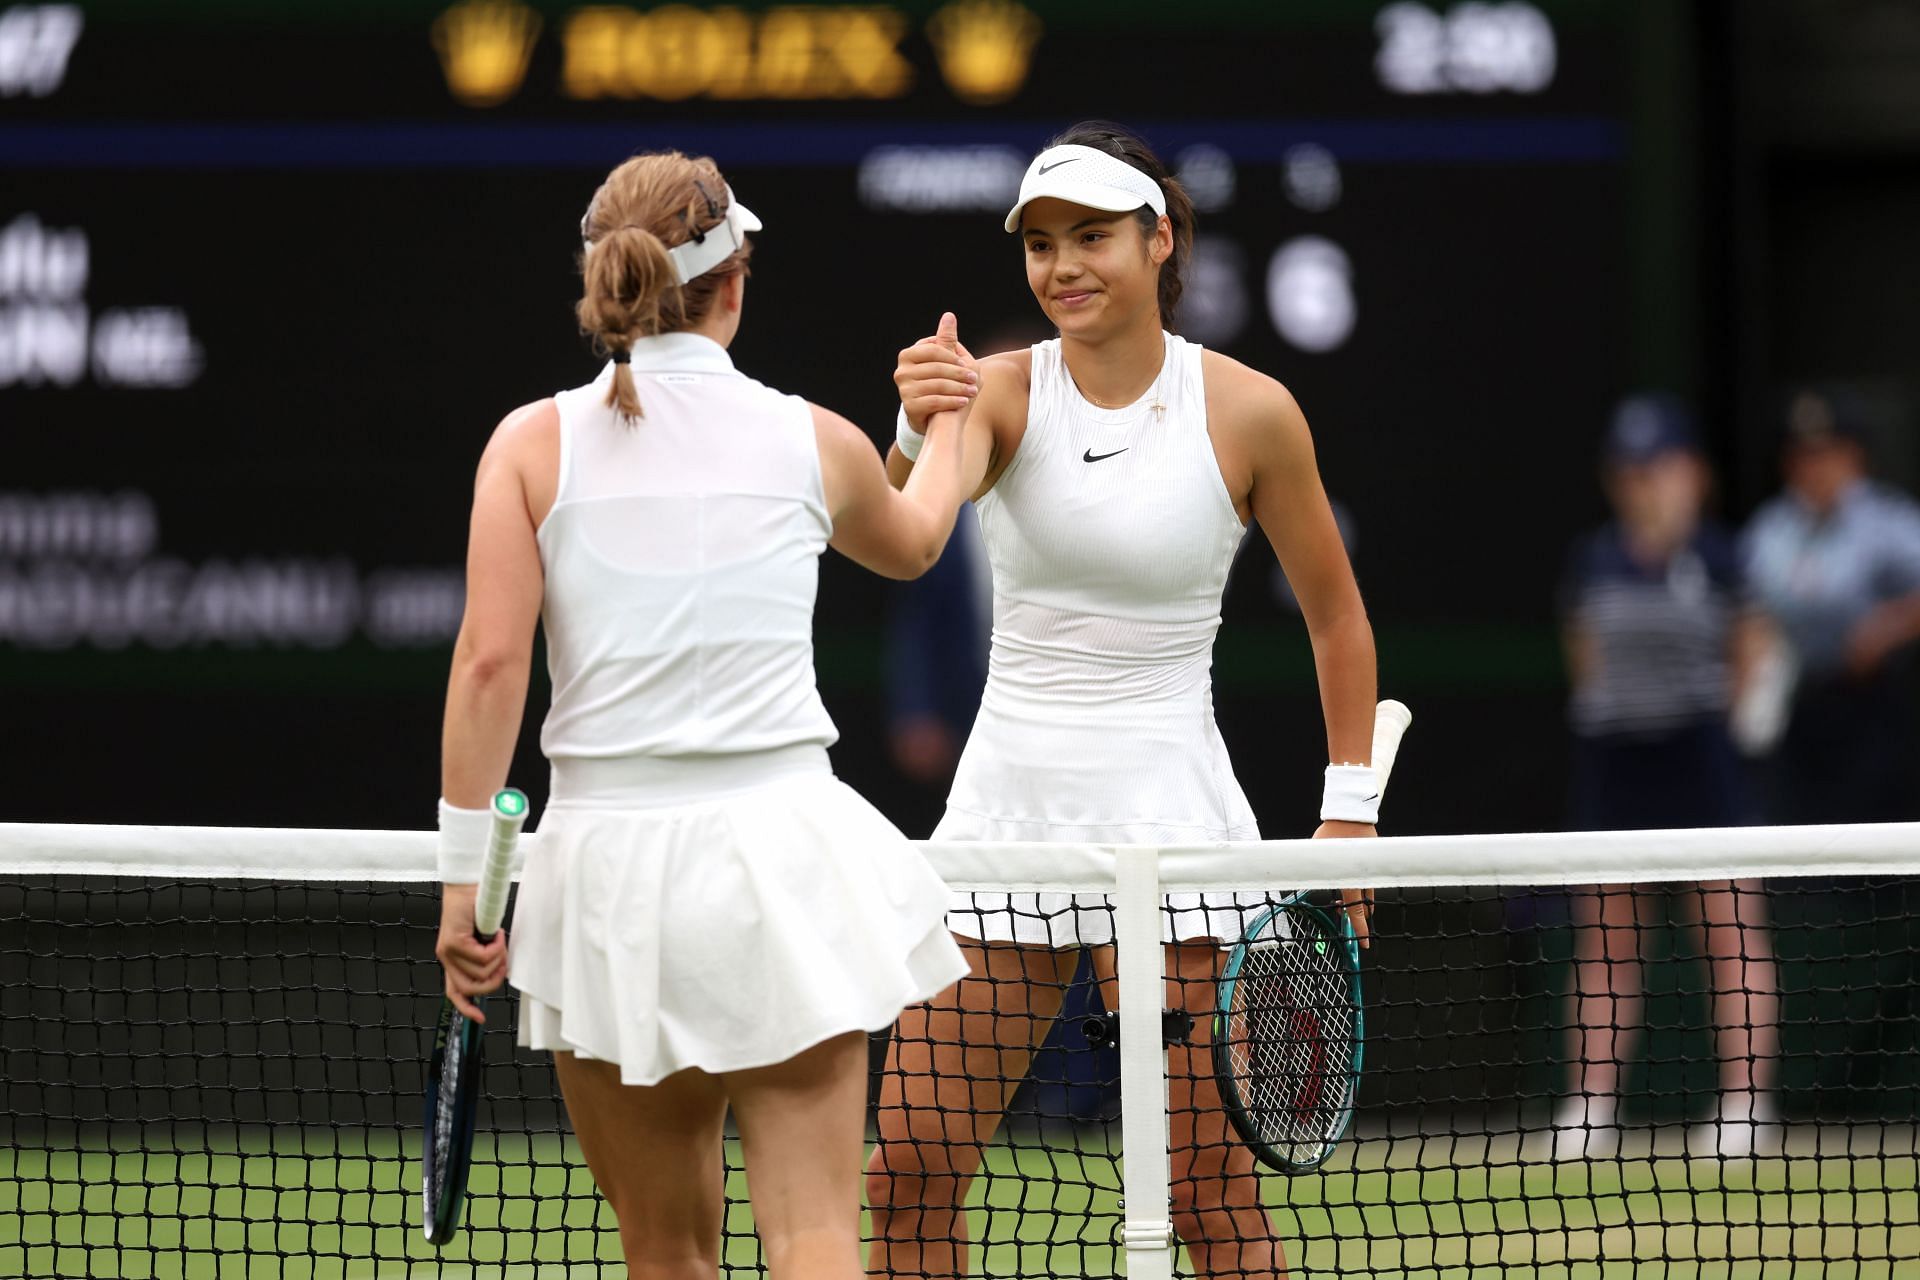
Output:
[{"xmin": 2, "ymin": 1, "xmax": 1631, "ymax": 830}]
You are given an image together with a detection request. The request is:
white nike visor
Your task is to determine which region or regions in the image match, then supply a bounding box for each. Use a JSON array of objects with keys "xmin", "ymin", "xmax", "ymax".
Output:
[
  {"xmin": 582, "ymin": 184, "xmax": 762, "ymax": 286},
  {"xmin": 1003, "ymin": 144, "xmax": 1167, "ymax": 234},
  {"xmin": 666, "ymin": 186, "xmax": 761, "ymax": 285}
]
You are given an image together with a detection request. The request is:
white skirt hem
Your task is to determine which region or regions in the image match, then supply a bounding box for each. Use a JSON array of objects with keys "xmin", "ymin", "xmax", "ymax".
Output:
[
  {"xmin": 515, "ymin": 919, "xmax": 966, "ymax": 1086},
  {"xmin": 506, "ymin": 771, "xmax": 968, "ymax": 1087}
]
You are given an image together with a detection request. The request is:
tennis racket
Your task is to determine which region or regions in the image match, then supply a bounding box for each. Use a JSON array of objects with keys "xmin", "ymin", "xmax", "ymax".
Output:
[
  {"xmin": 1212, "ymin": 699, "xmax": 1411, "ymax": 1174},
  {"xmin": 422, "ymin": 786, "xmax": 528, "ymax": 1246}
]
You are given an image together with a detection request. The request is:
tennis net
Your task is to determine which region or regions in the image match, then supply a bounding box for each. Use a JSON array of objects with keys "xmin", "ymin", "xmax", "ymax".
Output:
[{"xmin": 1, "ymin": 821, "xmax": 1916, "ymax": 1278}]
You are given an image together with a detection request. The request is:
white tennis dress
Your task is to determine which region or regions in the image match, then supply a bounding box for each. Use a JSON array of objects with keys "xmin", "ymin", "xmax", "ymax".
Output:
[
  {"xmin": 509, "ymin": 332, "xmax": 967, "ymax": 1085},
  {"xmin": 937, "ymin": 332, "xmax": 1265, "ymax": 946}
]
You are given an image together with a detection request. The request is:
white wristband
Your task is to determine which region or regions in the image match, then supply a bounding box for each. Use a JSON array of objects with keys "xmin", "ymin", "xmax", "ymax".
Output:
[
  {"xmin": 437, "ymin": 798, "xmax": 491, "ymax": 884},
  {"xmin": 1319, "ymin": 764, "xmax": 1380, "ymax": 825},
  {"xmin": 895, "ymin": 405, "xmax": 926, "ymax": 461}
]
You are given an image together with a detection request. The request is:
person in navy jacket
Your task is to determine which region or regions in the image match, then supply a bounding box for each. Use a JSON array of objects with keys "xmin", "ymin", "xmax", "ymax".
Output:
[{"xmin": 1553, "ymin": 394, "xmax": 1780, "ymax": 1161}]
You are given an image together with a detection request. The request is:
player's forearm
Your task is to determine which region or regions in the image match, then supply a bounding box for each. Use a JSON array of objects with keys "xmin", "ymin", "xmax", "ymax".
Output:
[
  {"xmin": 886, "ymin": 442, "xmax": 916, "ymax": 490},
  {"xmin": 1309, "ymin": 604, "xmax": 1379, "ymax": 766},
  {"xmin": 902, "ymin": 410, "xmax": 968, "ymax": 508},
  {"xmin": 888, "ymin": 412, "xmax": 971, "ymax": 572},
  {"xmin": 440, "ymin": 650, "xmax": 531, "ymax": 808}
]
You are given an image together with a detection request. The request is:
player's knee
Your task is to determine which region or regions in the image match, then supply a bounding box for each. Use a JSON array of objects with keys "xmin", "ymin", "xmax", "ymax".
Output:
[
  {"xmin": 758, "ymin": 1220, "xmax": 861, "ymax": 1280},
  {"xmin": 623, "ymin": 1241, "xmax": 714, "ymax": 1280},
  {"xmin": 1170, "ymin": 1195, "xmax": 1245, "ymax": 1246},
  {"xmin": 603, "ymin": 1187, "xmax": 716, "ymax": 1273},
  {"xmin": 865, "ymin": 1138, "xmax": 972, "ymax": 1212},
  {"xmin": 1170, "ymin": 1177, "xmax": 1203, "ymax": 1226},
  {"xmin": 1170, "ymin": 1159, "xmax": 1254, "ymax": 1221}
]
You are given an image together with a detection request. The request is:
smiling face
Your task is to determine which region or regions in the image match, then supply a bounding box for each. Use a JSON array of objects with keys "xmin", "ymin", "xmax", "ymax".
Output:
[{"xmin": 1019, "ymin": 196, "xmax": 1171, "ymax": 340}]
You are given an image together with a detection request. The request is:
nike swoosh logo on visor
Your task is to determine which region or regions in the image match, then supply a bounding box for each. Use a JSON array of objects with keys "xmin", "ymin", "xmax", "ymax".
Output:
[
  {"xmin": 1037, "ymin": 158, "xmax": 1080, "ymax": 175},
  {"xmin": 1083, "ymin": 447, "xmax": 1128, "ymax": 462}
]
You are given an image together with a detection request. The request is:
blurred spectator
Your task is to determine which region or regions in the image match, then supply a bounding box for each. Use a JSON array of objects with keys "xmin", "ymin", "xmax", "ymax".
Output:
[
  {"xmin": 1741, "ymin": 388, "xmax": 1920, "ymax": 1100},
  {"xmin": 1741, "ymin": 388, "xmax": 1920, "ymax": 824},
  {"xmin": 1552, "ymin": 394, "xmax": 1779, "ymax": 1160}
]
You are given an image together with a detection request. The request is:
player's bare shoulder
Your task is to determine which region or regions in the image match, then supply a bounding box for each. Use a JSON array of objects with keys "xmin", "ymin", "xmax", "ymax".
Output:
[
  {"xmin": 494, "ymin": 397, "xmax": 559, "ymax": 444},
  {"xmin": 1198, "ymin": 350, "xmax": 1316, "ymax": 513},
  {"xmin": 1199, "ymin": 349, "xmax": 1312, "ymax": 474},
  {"xmin": 480, "ymin": 398, "xmax": 561, "ymax": 523},
  {"xmin": 479, "ymin": 398, "xmax": 559, "ymax": 472},
  {"xmin": 977, "ymin": 347, "xmax": 1034, "ymax": 425},
  {"xmin": 983, "ymin": 346, "xmax": 1035, "ymax": 381},
  {"xmin": 808, "ymin": 401, "xmax": 874, "ymax": 474},
  {"xmin": 1200, "ymin": 350, "xmax": 1305, "ymax": 439}
]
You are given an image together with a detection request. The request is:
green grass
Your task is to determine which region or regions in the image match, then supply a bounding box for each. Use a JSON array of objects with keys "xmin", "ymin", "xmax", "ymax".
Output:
[{"xmin": 0, "ymin": 1126, "xmax": 1914, "ymax": 1278}]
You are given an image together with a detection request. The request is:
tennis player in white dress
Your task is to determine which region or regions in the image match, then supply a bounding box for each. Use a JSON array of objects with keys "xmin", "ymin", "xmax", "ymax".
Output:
[
  {"xmin": 866, "ymin": 123, "xmax": 1382, "ymax": 1280},
  {"xmin": 434, "ymin": 151, "xmax": 973, "ymax": 1278}
]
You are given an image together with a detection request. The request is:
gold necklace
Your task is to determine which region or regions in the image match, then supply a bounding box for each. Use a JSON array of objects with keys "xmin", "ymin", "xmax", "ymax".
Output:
[
  {"xmin": 1071, "ymin": 349, "xmax": 1168, "ymax": 417},
  {"xmin": 1076, "ymin": 374, "xmax": 1166, "ymax": 418}
]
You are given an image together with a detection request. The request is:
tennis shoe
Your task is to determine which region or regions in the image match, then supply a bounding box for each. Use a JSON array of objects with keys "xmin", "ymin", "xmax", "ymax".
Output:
[
  {"xmin": 1549, "ymin": 1094, "xmax": 1620, "ymax": 1161},
  {"xmin": 1690, "ymin": 1092, "xmax": 1782, "ymax": 1160}
]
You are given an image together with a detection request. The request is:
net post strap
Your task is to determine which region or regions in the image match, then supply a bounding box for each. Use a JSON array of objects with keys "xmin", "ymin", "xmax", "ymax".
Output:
[{"xmin": 1114, "ymin": 844, "xmax": 1177, "ymax": 1280}]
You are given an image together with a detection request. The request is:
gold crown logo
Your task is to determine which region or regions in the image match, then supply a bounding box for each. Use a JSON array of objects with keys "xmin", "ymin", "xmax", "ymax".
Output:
[
  {"xmin": 432, "ymin": 0, "xmax": 542, "ymax": 108},
  {"xmin": 927, "ymin": 0, "xmax": 1041, "ymax": 106}
]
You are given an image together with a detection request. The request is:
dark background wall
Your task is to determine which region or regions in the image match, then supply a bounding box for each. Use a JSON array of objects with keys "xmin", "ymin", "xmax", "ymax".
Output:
[{"xmin": 0, "ymin": 0, "xmax": 1914, "ymax": 843}]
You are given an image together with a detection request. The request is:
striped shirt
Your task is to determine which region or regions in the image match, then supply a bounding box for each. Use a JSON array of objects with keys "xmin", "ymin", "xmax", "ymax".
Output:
[
  {"xmin": 1562, "ymin": 522, "xmax": 1745, "ymax": 738},
  {"xmin": 1742, "ymin": 481, "xmax": 1920, "ymax": 677}
]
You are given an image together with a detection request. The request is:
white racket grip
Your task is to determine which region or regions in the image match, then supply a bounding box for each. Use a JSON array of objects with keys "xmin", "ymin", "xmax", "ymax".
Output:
[
  {"xmin": 1371, "ymin": 700, "xmax": 1413, "ymax": 800},
  {"xmin": 474, "ymin": 788, "xmax": 527, "ymax": 939}
]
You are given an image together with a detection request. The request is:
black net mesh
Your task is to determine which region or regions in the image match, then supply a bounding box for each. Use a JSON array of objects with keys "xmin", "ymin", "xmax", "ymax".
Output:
[
  {"xmin": 0, "ymin": 876, "xmax": 622, "ymax": 1277},
  {"xmin": 3, "ymin": 871, "xmax": 1917, "ymax": 1277}
]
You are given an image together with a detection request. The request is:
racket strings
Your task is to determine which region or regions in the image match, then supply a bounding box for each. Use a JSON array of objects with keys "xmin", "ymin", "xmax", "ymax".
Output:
[{"xmin": 1223, "ymin": 907, "xmax": 1360, "ymax": 1165}]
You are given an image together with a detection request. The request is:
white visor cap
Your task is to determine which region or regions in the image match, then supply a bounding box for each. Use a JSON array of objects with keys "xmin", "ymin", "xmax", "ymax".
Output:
[
  {"xmin": 585, "ymin": 185, "xmax": 762, "ymax": 286},
  {"xmin": 1003, "ymin": 144, "xmax": 1167, "ymax": 234},
  {"xmin": 666, "ymin": 186, "xmax": 761, "ymax": 285}
]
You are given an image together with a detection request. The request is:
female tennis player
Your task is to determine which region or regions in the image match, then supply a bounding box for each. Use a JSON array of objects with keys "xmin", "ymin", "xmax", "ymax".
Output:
[
  {"xmin": 433, "ymin": 151, "xmax": 973, "ymax": 1278},
  {"xmin": 867, "ymin": 122, "xmax": 1379, "ymax": 1280}
]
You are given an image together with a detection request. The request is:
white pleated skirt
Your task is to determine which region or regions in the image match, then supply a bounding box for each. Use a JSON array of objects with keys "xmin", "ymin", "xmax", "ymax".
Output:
[
  {"xmin": 509, "ymin": 746, "xmax": 969, "ymax": 1086},
  {"xmin": 937, "ymin": 694, "xmax": 1273, "ymax": 949}
]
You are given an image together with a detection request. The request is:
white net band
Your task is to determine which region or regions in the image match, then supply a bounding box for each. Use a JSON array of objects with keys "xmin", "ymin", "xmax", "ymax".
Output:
[{"xmin": 2, "ymin": 820, "xmax": 1914, "ymax": 887}]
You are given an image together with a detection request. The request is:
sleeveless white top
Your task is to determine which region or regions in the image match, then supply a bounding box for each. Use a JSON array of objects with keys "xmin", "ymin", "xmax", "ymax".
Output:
[
  {"xmin": 537, "ymin": 332, "xmax": 838, "ymax": 780},
  {"xmin": 940, "ymin": 332, "xmax": 1256, "ymax": 848},
  {"xmin": 513, "ymin": 334, "xmax": 968, "ymax": 1082}
]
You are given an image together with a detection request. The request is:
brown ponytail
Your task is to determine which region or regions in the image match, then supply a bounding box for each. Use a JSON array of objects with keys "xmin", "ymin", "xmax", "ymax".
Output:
[
  {"xmin": 576, "ymin": 151, "xmax": 753, "ymax": 419},
  {"xmin": 1044, "ymin": 122, "xmax": 1195, "ymax": 331}
]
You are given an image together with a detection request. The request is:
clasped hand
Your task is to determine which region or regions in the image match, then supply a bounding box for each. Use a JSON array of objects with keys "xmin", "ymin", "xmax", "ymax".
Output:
[{"xmin": 894, "ymin": 312, "xmax": 979, "ymax": 431}]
